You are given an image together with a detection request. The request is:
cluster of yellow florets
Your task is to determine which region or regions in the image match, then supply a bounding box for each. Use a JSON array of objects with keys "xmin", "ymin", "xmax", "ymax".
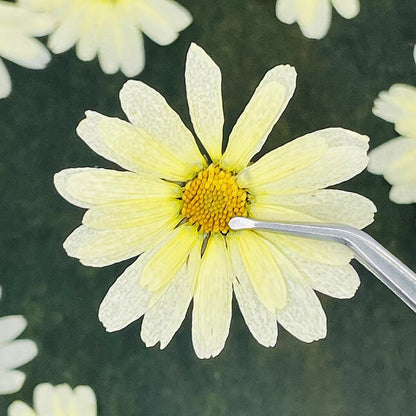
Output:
[{"xmin": 181, "ymin": 164, "xmax": 247, "ymax": 233}]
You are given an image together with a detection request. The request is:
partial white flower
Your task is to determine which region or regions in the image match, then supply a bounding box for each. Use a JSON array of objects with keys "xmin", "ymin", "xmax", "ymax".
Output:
[
  {"xmin": 0, "ymin": 0, "xmax": 53, "ymax": 99},
  {"xmin": 8, "ymin": 383, "xmax": 97, "ymax": 416},
  {"xmin": 20, "ymin": 0, "xmax": 192, "ymax": 77},
  {"xmin": 0, "ymin": 287, "xmax": 38, "ymax": 395},
  {"xmin": 368, "ymin": 53, "xmax": 416, "ymax": 204},
  {"xmin": 276, "ymin": 0, "xmax": 360, "ymax": 39}
]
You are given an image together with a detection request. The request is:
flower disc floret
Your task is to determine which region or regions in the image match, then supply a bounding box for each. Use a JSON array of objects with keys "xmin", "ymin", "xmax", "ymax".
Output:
[{"xmin": 181, "ymin": 164, "xmax": 247, "ymax": 233}]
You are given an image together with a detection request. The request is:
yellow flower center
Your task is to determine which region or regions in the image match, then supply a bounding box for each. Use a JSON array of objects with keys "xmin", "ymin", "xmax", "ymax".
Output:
[{"xmin": 181, "ymin": 164, "xmax": 247, "ymax": 233}]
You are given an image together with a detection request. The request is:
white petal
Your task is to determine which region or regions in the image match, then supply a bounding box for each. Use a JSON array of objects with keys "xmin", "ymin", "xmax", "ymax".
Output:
[
  {"xmin": 7, "ymin": 400, "xmax": 36, "ymax": 416},
  {"xmin": 250, "ymin": 190, "xmax": 376, "ymax": 229},
  {"xmin": 389, "ymin": 183, "xmax": 416, "ymax": 204},
  {"xmin": 296, "ymin": 0, "xmax": 332, "ymax": 40},
  {"xmin": 279, "ymin": 246, "xmax": 360, "ymax": 299},
  {"xmin": 185, "ymin": 43, "xmax": 224, "ymax": 163},
  {"xmin": 133, "ymin": 0, "xmax": 192, "ymax": 46},
  {"xmin": 0, "ymin": 30, "xmax": 50, "ymax": 69},
  {"xmin": 141, "ymin": 238, "xmax": 201, "ymax": 349},
  {"xmin": 275, "ymin": 0, "xmax": 296, "ymax": 24},
  {"xmin": 239, "ymin": 128, "xmax": 369, "ymax": 193},
  {"xmin": 54, "ymin": 168, "xmax": 181, "ymax": 209},
  {"xmin": 277, "ymin": 275, "xmax": 327, "ymax": 343},
  {"xmin": 192, "ymin": 234, "xmax": 232, "ymax": 359},
  {"xmin": 0, "ymin": 371, "xmax": 25, "ymax": 395},
  {"xmin": 48, "ymin": 10, "xmax": 82, "ymax": 54},
  {"xmin": 0, "ymin": 315, "xmax": 27, "ymax": 344},
  {"xmin": 97, "ymin": 11, "xmax": 121, "ymax": 75},
  {"xmin": 0, "ymin": 340, "xmax": 37, "ymax": 370},
  {"xmin": 118, "ymin": 24, "xmax": 145, "ymax": 77},
  {"xmin": 0, "ymin": 58, "xmax": 11, "ymax": 99},
  {"xmin": 220, "ymin": 65, "xmax": 297, "ymax": 172},
  {"xmin": 383, "ymin": 147, "xmax": 416, "ymax": 185},
  {"xmin": 33, "ymin": 383, "xmax": 55, "ymax": 416},
  {"xmin": 228, "ymin": 232, "xmax": 277, "ymax": 347},
  {"xmin": 368, "ymin": 137, "xmax": 416, "ymax": 176},
  {"xmin": 331, "ymin": 0, "xmax": 360, "ymax": 19},
  {"xmin": 73, "ymin": 386, "xmax": 97, "ymax": 416},
  {"xmin": 119, "ymin": 81, "xmax": 206, "ymax": 176}
]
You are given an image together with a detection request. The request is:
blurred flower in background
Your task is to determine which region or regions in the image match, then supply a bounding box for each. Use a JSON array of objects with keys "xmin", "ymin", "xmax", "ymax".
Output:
[
  {"xmin": 0, "ymin": 287, "xmax": 38, "ymax": 395},
  {"xmin": 7, "ymin": 383, "xmax": 97, "ymax": 416},
  {"xmin": 368, "ymin": 51, "xmax": 416, "ymax": 203},
  {"xmin": 54, "ymin": 43, "xmax": 375, "ymax": 359},
  {"xmin": 0, "ymin": 0, "xmax": 52, "ymax": 99},
  {"xmin": 20, "ymin": 0, "xmax": 192, "ymax": 77},
  {"xmin": 275, "ymin": 0, "xmax": 360, "ymax": 39}
]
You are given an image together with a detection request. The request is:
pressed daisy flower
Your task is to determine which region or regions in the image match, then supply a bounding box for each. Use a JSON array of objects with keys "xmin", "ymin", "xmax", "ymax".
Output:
[
  {"xmin": 0, "ymin": 287, "xmax": 38, "ymax": 394},
  {"xmin": 0, "ymin": 0, "xmax": 52, "ymax": 99},
  {"xmin": 368, "ymin": 54, "xmax": 416, "ymax": 203},
  {"xmin": 55, "ymin": 43, "xmax": 375, "ymax": 359},
  {"xmin": 20, "ymin": 0, "xmax": 192, "ymax": 77},
  {"xmin": 8, "ymin": 383, "xmax": 97, "ymax": 416},
  {"xmin": 276, "ymin": 0, "xmax": 360, "ymax": 39}
]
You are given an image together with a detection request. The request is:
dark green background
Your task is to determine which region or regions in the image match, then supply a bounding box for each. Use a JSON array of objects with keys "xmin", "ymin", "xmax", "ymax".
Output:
[{"xmin": 1, "ymin": 0, "xmax": 416, "ymax": 414}]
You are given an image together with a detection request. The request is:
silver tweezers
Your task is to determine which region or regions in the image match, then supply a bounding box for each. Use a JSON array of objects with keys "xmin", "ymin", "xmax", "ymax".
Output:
[{"xmin": 229, "ymin": 217, "xmax": 416, "ymax": 314}]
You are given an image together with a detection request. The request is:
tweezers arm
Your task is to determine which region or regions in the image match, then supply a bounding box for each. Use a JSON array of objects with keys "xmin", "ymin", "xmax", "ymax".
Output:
[
  {"xmin": 228, "ymin": 218, "xmax": 416, "ymax": 314},
  {"xmin": 337, "ymin": 227, "xmax": 416, "ymax": 314}
]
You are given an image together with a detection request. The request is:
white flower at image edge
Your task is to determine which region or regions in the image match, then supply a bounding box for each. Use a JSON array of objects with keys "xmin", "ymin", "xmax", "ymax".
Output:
[
  {"xmin": 368, "ymin": 52, "xmax": 416, "ymax": 203},
  {"xmin": 276, "ymin": 0, "xmax": 360, "ymax": 39},
  {"xmin": 54, "ymin": 43, "xmax": 376, "ymax": 359},
  {"xmin": 0, "ymin": 287, "xmax": 38, "ymax": 395},
  {"xmin": 7, "ymin": 383, "xmax": 97, "ymax": 416},
  {"xmin": 0, "ymin": 0, "xmax": 52, "ymax": 99},
  {"xmin": 20, "ymin": 0, "xmax": 192, "ymax": 77}
]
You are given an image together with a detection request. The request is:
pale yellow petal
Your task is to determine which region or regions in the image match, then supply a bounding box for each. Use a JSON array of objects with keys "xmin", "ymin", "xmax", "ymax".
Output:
[
  {"xmin": 368, "ymin": 137, "xmax": 416, "ymax": 176},
  {"xmin": 389, "ymin": 184, "xmax": 416, "ymax": 204},
  {"xmin": 259, "ymin": 231, "xmax": 353, "ymax": 265},
  {"xmin": 82, "ymin": 199, "xmax": 181, "ymax": 230},
  {"xmin": 185, "ymin": 43, "xmax": 223, "ymax": 163},
  {"xmin": 141, "ymin": 238, "xmax": 202, "ymax": 349},
  {"xmin": 239, "ymin": 128, "xmax": 369, "ymax": 193},
  {"xmin": 64, "ymin": 217, "xmax": 177, "ymax": 267},
  {"xmin": 132, "ymin": 0, "xmax": 191, "ymax": 45},
  {"xmin": 98, "ymin": 253, "xmax": 155, "ymax": 332},
  {"xmin": 275, "ymin": 0, "xmax": 296, "ymax": 24},
  {"xmin": 119, "ymin": 80, "xmax": 206, "ymax": 176},
  {"xmin": 77, "ymin": 111, "xmax": 198, "ymax": 181},
  {"xmin": 0, "ymin": 58, "xmax": 11, "ymax": 99},
  {"xmin": 296, "ymin": 0, "xmax": 332, "ymax": 40},
  {"xmin": 73, "ymin": 386, "xmax": 97, "ymax": 416},
  {"xmin": 277, "ymin": 274, "xmax": 327, "ymax": 343},
  {"xmin": 373, "ymin": 84, "xmax": 416, "ymax": 137},
  {"xmin": 48, "ymin": 9, "xmax": 81, "ymax": 54},
  {"xmin": 228, "ymin": 232, "xmax": 277, "ymax": 347},
  {"xmin": 140, "ymin": 225, "xmax": 199, "ymax": 292},
  {"xmin": 54, "ymin": 168, "xmax": 181, "ymax": 209},
  {"xmin": 281, "ymin": 247, "xmax": 360, "ymax": 299},
  {"xmin": 7, "ymin": 401, "xmax": 36, "ymax": 416},
  {"xmin": 192, "ymin": 234, "xmax": 232, "ymax": 359},
  {"xmin": 384, "ymin": 148, "xmax": 416, "ymax": 185},
  {"xmin": 250, "ymin": 190, "xmax": 376, "ymax": 229},
  {"xmin": 233, "ymin": 230, "xmax": 287, "ymax": 313},
  {"xmin": 33, "ymin": 383, "xmax": 55, "ymax": 416},
  {"xmin": 331, "ymin": 0, "xmax": 360, "ymax": 19},
  {"xmin": 220, "ymin": 65, "xmax": 297, "ymax": 172}
]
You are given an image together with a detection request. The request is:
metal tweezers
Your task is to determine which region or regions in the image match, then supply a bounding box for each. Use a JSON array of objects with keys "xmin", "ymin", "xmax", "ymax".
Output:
[{"xmin": 229, "ymin": 217, "xmax": 416, "ymax": 314}]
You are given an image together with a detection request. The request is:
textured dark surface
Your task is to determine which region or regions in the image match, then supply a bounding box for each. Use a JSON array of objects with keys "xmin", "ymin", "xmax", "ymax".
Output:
[{"xmin": 1, "ymin": 0, "xmax": 416, "ymax": 415}]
